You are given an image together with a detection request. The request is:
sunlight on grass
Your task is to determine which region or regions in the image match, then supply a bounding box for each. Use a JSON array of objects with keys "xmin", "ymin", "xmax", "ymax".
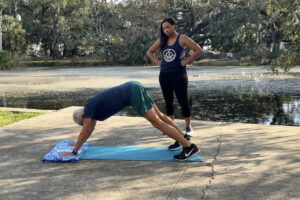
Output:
[{"xmin": 0, "ymin": 109, "xmax": 44, "ymax": 127}]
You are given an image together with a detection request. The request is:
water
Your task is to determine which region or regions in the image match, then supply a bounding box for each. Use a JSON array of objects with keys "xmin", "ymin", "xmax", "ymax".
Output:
[{"xmin": 1, "ymin": 85, "xmax": 299, "ymax": 126}]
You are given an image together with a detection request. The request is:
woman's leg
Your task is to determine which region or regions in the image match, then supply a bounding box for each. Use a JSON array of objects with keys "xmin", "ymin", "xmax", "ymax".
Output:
[
  {"xmin": 159, "ymin": 72, "xmax": 175, "ymax": 117},
  {"xmin": 184, "ymin": 117, "xmax": 191, "ymax": 129},
  {"xmin": 172, "ymin": 70, "xmax": 192, "ymax": 128}
]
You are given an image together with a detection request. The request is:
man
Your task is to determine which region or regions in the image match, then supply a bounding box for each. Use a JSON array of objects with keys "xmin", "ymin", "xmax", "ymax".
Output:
[{"xmin": 59, "ymin": 81, "xmax": 200, "ymax": 161}]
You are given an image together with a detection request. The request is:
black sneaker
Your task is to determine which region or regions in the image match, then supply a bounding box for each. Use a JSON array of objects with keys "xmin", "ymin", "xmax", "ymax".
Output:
[
  {"xmin": 173, "ymin": 143, "xmax": 200, "ymax": 161},
  {"xmin": 168, "ymin": 134, "xmax": 191, "ymax": 151}
]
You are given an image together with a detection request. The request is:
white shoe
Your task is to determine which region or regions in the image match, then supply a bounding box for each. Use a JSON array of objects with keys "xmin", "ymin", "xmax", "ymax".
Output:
[{"xmin": 185, "ymin": 127, "xmax": 193, "ymax": 136}]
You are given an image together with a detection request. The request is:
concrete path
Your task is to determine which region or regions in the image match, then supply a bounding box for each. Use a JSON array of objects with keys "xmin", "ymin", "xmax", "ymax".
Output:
[{"xmin": 1, "ymin": 107, "xmax": 299, "ymax": 200}]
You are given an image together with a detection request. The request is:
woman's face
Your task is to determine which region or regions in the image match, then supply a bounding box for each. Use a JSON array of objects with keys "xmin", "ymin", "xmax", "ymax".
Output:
[{"xmin": 162, "ymin": 22, "xmax": 175, "ymax": 36}]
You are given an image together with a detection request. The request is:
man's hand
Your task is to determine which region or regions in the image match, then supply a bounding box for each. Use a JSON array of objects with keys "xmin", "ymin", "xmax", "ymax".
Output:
[
  {"xmin": 58, "ymin": 152, "xmax": 75, "ymax": 157},
  {"xmin": 68, "ymin": 142, "xmax": 76, "ymax": 146}
]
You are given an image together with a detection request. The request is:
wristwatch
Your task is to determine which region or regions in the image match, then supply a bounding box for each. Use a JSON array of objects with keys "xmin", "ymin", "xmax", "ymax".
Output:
[{"xmin": 72, "ymin": 150, "xmax": 78, "ymax": 155}]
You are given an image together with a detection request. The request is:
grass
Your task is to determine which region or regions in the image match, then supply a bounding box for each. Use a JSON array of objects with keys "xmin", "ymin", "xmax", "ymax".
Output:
[
  {"xmin": 0, "ymin": 109, "xmax": 44, "ymax": 127},
  {"xmin": 22, "ymin": 56, "xmax": 121, "ymax": 67}
]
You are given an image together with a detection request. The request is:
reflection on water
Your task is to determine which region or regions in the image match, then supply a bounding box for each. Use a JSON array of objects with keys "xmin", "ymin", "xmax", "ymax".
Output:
[
  {"xmin": 189, "ymin": 91, "xmax": 300, "ymax": 126},
  {"xmin": 125, "ymin": 88, "xmax": 300, "ymax": 126},
  {"xmin": 1, "ymin": 87, "xmax": 299, "ymax": 126}
]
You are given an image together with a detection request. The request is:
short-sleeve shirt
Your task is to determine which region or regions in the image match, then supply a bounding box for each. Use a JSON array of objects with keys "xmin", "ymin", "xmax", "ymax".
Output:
[{"xmin": 83, "ymin": 82, "xmax": 133, "ymax": 121}]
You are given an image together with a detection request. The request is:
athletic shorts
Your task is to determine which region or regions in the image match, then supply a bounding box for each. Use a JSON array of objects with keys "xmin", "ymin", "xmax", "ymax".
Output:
[{"xmin": 130, "ymin": 81, "xmax": 154, "ymax": 116}]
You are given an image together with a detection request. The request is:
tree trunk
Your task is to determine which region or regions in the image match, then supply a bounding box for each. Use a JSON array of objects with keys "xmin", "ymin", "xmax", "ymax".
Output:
[
  {"xmin": 44, "ymin": 47, "xmax": 48, "ymax": 57},
  {"xmin": 51, "ymin": 44, "xmax": 62, "ymax": 59},
  {"xmin": 271, "ymin": 30, "xmax": 283, "ymax": 53}
]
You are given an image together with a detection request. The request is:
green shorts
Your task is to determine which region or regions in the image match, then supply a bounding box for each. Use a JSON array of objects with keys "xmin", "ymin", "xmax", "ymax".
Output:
[{"xmin": 130, "ymin": 81, "xmax": 154, "ymax": 116}]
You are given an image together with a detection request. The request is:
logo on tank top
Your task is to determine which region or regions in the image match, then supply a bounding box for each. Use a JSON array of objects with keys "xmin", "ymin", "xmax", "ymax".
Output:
[{"xmin": 163, "ymin": 49, "xmax": 176, "ymax": 62}]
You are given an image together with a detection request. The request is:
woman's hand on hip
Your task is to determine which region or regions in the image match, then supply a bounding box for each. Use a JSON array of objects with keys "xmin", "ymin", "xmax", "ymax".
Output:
[{"xmin": 181, "ymin": 60, "xmax": 187, "ymax": 67}]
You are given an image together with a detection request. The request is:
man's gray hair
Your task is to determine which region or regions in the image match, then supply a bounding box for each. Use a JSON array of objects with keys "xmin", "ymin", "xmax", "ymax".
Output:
[{"xmin": 73, "ymin": 107, "xmax": 84, "ymax": 126}]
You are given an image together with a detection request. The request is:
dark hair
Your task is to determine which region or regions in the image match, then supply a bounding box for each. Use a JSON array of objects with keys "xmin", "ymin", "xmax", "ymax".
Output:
[{"xmin": 160, "ymin": 18, "xmax": 176, "ymax": 51}]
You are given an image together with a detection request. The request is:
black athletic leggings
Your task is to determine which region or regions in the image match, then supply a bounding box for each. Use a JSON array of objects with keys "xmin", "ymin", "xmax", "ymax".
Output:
[{"xmin": 159, "ymin": 69, "xmax": 191, "ymax": 118}]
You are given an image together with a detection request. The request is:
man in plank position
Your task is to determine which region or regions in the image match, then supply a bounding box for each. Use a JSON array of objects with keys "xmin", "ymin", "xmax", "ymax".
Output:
[{"xmin": 59, "ymin": 81, "xmax": 199, "ymax": 161}]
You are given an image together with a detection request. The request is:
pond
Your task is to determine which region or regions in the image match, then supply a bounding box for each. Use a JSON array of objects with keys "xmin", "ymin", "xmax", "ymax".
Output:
[{"xmin": 1, "ymin": 81, "xmax": 299, "ymax": 126}]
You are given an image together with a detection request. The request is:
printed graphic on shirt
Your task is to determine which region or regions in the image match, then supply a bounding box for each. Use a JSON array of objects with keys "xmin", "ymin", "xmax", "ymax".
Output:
[{"xmin": 163, "ymin": 49, "xmax": 176, "ymax": 62}]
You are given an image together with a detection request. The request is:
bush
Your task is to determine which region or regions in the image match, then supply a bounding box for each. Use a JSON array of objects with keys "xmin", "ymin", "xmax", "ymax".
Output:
[
  {"xmin": 0, "ymin": 51, "xmax": 13, "ymax": 70},
  {"xmin": 125, "ymin": 35, "xmax": 154, "ymax": 65},
  {"xmin": 269, "ymin": 51, "xmax": 300, "ymax": 73},
  {"xmin": 239, "ymin": 43, "xmax": 283, "ymax": 66}
]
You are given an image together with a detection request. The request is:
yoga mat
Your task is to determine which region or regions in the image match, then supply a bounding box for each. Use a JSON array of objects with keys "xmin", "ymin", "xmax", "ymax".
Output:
[{"xmin": 81, "ymin": 145, "xmax": 202, "ymax": 162}]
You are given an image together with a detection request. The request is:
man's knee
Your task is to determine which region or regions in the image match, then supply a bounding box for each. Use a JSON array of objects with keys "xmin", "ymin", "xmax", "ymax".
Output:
[
  {"xmin": 157, "ymin": 112, "xmax": 164, "ymax": 120},
  {"xmin": 154, "ymin": 108, "xmax": 164, "ymax": 119},
  {"xmin": 150, "ymin": 118, "xmax": 163, "ymax": 128}
]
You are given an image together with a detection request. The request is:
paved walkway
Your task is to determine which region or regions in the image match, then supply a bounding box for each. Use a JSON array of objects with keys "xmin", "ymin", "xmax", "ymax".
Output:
[{"xmin": 1, "ymin": 107, "xmax": 299, "ymax": 200}]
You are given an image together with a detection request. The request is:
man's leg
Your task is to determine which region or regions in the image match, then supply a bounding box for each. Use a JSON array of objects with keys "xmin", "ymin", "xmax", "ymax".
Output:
[
  {"xmin": 152, "ymin": 104, "xmax": 191, "ymax": 150},
  {"xmin": 143, "ymin": 107, "xmax": 191, "ymax": 147},
  {"xmin": 152, "ymin": 104, "xmax": 185, "ymax": 136},
  {"xmin": 129, "ymin": 82, "xmax": 199, "ymax": 161},
  {"xmin": 144, "ymin": 107, "xmax": 200, "ymax": 161}
]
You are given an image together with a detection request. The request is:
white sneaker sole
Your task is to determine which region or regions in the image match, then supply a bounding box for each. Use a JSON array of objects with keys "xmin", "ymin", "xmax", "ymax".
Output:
[
  {"xmin": 185, "ymin": 131, "xmax": 194, "ymax": 137},
  {"xmin": 174, "ymin": 149, "xmax": 200, "ymax": 161},
  {"xmin": 168, "ymin": 145, "xmax": 182, "ymax": 151}
]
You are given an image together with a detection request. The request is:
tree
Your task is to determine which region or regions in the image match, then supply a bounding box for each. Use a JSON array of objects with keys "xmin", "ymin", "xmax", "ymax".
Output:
[
  {"xmin": 3, "ymin": 0, "xmax": 298, "ymax": 71},
  {"xmin": 1, "ymin": 0, "xmax": 26, "ymax": 53},
  {"xmin": 119, "ymin": 0, "xmax": 164, "ymax": 64},
  {"xmin": 2, "ymin": 15, "xmax": 26, "ymax": 52},
  {"xmin": 160, "ymin": 0, "xmax": 210, "ymax": 46},
  {"xmin": 266, "ymin": 0, "xmax": 300, "ymax": 72},
  {"xmin": 19, "ymin": 0, "xmax": 90, "ymax": 58},
  {"xmin": 84, "ymin": 0, "xmax": 122, "ymax": 60}
]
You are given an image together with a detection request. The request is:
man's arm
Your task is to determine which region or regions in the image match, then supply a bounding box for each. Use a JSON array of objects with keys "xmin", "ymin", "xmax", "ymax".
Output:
[{"xmin": 59, "ymin": 118, "xmax": 96, "ymax": 156}]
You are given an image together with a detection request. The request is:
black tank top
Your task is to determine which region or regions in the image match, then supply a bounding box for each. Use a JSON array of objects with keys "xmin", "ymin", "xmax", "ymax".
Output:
[{"xmin": 160, "ymin": 34, "xmax": 186, "ymax": 72}]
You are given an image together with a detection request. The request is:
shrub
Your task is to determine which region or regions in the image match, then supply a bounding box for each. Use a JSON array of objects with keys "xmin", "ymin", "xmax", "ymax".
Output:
[
  {"xmin": 269, "ymin": 51, "xmax": 300, "ymax": 73},
  {"xmin": 0, "ymin": 51, "xmax": 13, "ymax": 70}
]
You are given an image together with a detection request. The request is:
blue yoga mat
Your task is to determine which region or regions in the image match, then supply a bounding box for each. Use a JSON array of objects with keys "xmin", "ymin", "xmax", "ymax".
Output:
[{"xmin": 81, "ymin": 146, "xmax": 202, "ymax": 162}]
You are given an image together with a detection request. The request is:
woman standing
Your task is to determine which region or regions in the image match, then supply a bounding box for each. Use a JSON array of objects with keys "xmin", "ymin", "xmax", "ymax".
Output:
[{"xmin": 147, "ymin": 18, "xmax": 203, "ymax": 150}]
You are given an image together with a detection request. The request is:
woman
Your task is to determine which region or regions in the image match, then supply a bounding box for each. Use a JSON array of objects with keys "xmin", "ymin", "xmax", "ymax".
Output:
[{"xmin": 147, "ymin": 17, "xmax": 203, "ymax": 150}]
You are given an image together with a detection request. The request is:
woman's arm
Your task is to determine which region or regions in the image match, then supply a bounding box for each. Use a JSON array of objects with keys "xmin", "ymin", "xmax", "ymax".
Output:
[
  {"xmin": 180, "ymin": 35, "xmax": 204, "ymax": 66},
  {"xmin": 147, "ymin": 39, "xmax": 161, "ymax": 66}
]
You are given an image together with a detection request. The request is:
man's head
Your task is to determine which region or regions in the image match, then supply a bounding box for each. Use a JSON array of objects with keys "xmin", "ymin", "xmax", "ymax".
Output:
[{"xmin": 73, "ymin": 107, "xmax": 84, "ymax": 126}]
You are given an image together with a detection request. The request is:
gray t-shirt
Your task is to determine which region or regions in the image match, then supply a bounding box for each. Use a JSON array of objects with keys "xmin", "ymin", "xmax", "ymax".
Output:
[{"xmin": 83, "ymin": 81, "xmax": 133, "ymax": 121}]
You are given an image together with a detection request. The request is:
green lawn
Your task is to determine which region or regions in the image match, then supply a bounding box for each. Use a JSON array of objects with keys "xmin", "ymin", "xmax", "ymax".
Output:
[
  {"xmin": 23, "ymin": 57, "xmax": 118, "ymax": 67},
  {"xmin": 0, "ymin": 109, "xmax": 44, "ymax": 127}
]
